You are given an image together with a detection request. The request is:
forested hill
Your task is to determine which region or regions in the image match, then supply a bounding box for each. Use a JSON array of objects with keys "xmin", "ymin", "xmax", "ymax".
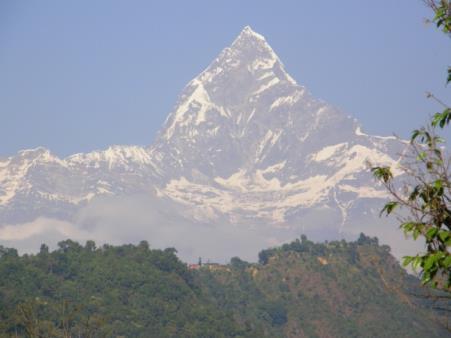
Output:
[
  {"xmin": 0, "ymin": 235, "xmax": 448, "ymax": 337},
  {"xmin": 200, "ymin": 235, "xmax": 450, "ymax": 337}
]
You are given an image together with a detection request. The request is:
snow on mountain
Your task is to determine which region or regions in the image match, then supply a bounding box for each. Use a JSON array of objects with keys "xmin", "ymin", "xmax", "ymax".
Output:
[
  {"xmin": 0, "ymin": 26, "xmax": 405, "ymax": 234},
  {"xmin": 148, "ymin": 26, "xmax": 404, "ymax": 225},
  {"xmin": 0, "ymin": 145, "xmax": 159, "ymax": 224}
]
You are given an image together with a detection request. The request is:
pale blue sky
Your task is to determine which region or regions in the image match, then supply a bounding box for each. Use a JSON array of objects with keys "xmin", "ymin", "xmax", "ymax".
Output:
[{"xmin": 0, "ymin": 0, "xmax": 450, "ymax": 157}]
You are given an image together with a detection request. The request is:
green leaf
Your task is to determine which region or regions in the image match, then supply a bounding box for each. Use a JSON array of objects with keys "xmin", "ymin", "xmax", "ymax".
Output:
[
  {"xmin": 432, "ymin": 109, "xmax": 451, "ymax": 128},
  {"xmin": 412, "ymin": 256, "xmax": 422, "ymax": 270},
  {"xmin": 371, "ymin": 166, "xmax": 393, "ymax": 183},
  {"xmin": 426, "ymin": 227, "xmax": 439, "ymax": 241},
  {"xmin": 380, "ymin": 201, "xmax": 398, "ymax": 216},
  {"xmin": 401, "ymin": 222, "xmax": 415, "ymax": 232},
  {"xmin": 432, "ymin": 113, "xmax": 441, "ymax": 127},
  {"xmin": 433, "ymin": 180, "xmax": 442, "ymax": 189},
  {"xmin": 411, "ymin": 129, "xmax": 421, "ymax": 141},
  {"xmin": 413, "ymin": 228, "xmax": 421, "ymax": 240},
  {"xmin": 408, "ymin": 186, "xmax": 420, "ymax": 201},
  {"xmin": 423, "ymin": 255, "xmax": 437, "ymax": 272},
  {"xmin": 434, "ymin": 136, "xmax": 445, "ymax": 144},
  {"xmin": 433, "ymin": 179, "xmax": 444, "ymax": 196},
  {"xmin": 402, "ymin": 256, "xmax": 414, "ymax": 267},
  {"xmin": 416, "ymin": 151, "xmax": 427, "ymax": 161},
  {"xmin": 438, "ymin": 230, "xmax": 450, "ymax": 243},
  {"xmin": 422, "ymin": 272, "xmax": 432, "ymax": 285},
  {"xmin": 443, "ymin": 255, "xmax": 451, "ymax": 269}
]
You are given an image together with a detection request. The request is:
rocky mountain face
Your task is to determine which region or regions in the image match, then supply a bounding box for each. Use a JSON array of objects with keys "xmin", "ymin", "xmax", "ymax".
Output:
[{"xmin": 0, "ymin": 27, "xmax": 407, "ymax": 254}]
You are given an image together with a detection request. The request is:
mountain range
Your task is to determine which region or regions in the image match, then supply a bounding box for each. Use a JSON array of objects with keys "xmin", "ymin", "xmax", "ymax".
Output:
[{"xmin": 0, "ymin": 27, "xmax": 413, "ymax": 261}]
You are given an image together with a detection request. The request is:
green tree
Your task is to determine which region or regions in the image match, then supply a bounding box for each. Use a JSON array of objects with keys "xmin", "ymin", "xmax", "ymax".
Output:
[{"xmin": 372, "ymin": 0, "xmax": 450, "ymax": 289}]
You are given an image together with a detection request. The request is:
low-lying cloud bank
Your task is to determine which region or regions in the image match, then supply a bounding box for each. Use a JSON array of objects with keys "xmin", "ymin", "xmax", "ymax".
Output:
[
  {"xmin": 0, "ymin": 195, "xmax": 424, "ymax": 264},
  {"xmin": 0, "ymin": 195, "xmax": 291, "ymax": 262}
]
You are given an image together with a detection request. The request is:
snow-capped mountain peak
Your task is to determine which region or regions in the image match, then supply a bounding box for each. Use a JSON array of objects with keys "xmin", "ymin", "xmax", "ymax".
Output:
[
  {"xmin": 235, "ymin": 26, "xmax": 266, "ymax": 41},
  {"xmin": 0, "ymin": 26, "xmax": 404, "ymax": 235},
  {"xmin": 160, "ymin": 26, "xmax": 298, "ymax": 143},
  {"xmin": 147, "ymin": 27, "xmax": 404, "ymax": 225},
  {"xmin": 200, "ymin": 25, "xmax": 296, "ymax": 87},
  {"xmin": 228, "ymin": 25, "xmax": 278, "ymax": 63}
]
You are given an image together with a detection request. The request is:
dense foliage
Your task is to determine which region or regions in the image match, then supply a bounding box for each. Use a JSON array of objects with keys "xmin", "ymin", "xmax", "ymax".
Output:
[
  {"xmin": 0, "ymin": 240, "xmax": 241, "ymax": 337},
  {"xmin": 0, "ymin": 236, "xmax": 448, "ymax": 337}
]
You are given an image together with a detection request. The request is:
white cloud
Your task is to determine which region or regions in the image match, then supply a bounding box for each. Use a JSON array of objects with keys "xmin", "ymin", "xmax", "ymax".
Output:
[{"xmin": 0, "ymin": 194, "xmax": 424, "ymax": 266}]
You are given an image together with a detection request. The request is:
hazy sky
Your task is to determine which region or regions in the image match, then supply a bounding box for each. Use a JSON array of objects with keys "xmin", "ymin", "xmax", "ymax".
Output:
[{"xmin": 1, "ymin": 0, "xmax": 450, "ymax": 157}]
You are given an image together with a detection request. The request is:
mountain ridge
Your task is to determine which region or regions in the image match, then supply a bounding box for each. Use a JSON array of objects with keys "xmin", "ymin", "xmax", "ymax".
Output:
[{"xmin": 0, "ymin": 26, "xmax": 410, "ymax": 260}]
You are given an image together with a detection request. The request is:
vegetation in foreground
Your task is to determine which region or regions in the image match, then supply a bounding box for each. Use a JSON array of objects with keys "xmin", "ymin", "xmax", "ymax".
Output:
[
  {"xmin": 0, "ymin": 235, "xmax": 449, "ymax": 337},
  {"xmin": 372, "ymin": 0, "xmax": 451, "ymax": 290}
]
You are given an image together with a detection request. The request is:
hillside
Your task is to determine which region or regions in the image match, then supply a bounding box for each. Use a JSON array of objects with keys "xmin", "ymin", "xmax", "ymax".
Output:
[
  {"xmin": 200, "ymin": 235, "xmax": 449, "ymax": 337},
  {"xmin": 0, "ymin": 235, "xmax": 448, "ymax": 337},
  {"xmin": 0, "ymin": 241, "xmax": 241, "ymax": 337}
]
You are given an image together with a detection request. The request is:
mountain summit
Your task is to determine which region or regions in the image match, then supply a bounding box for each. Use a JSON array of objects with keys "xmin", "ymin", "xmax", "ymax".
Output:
[
  {"xmin": 149, "ymin": 27, "xmax": 401, "ymax": 226},
  {"xmin": 0, "ymin": 27, "xmax": 406, "ymax": 259},
  {"xmin": 154, "ymin": 26, "xmax": 356, "ymax": 179},
  {"xmin": 158, "ymin": 25, "xmax": 295, "ymax": 142}
]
